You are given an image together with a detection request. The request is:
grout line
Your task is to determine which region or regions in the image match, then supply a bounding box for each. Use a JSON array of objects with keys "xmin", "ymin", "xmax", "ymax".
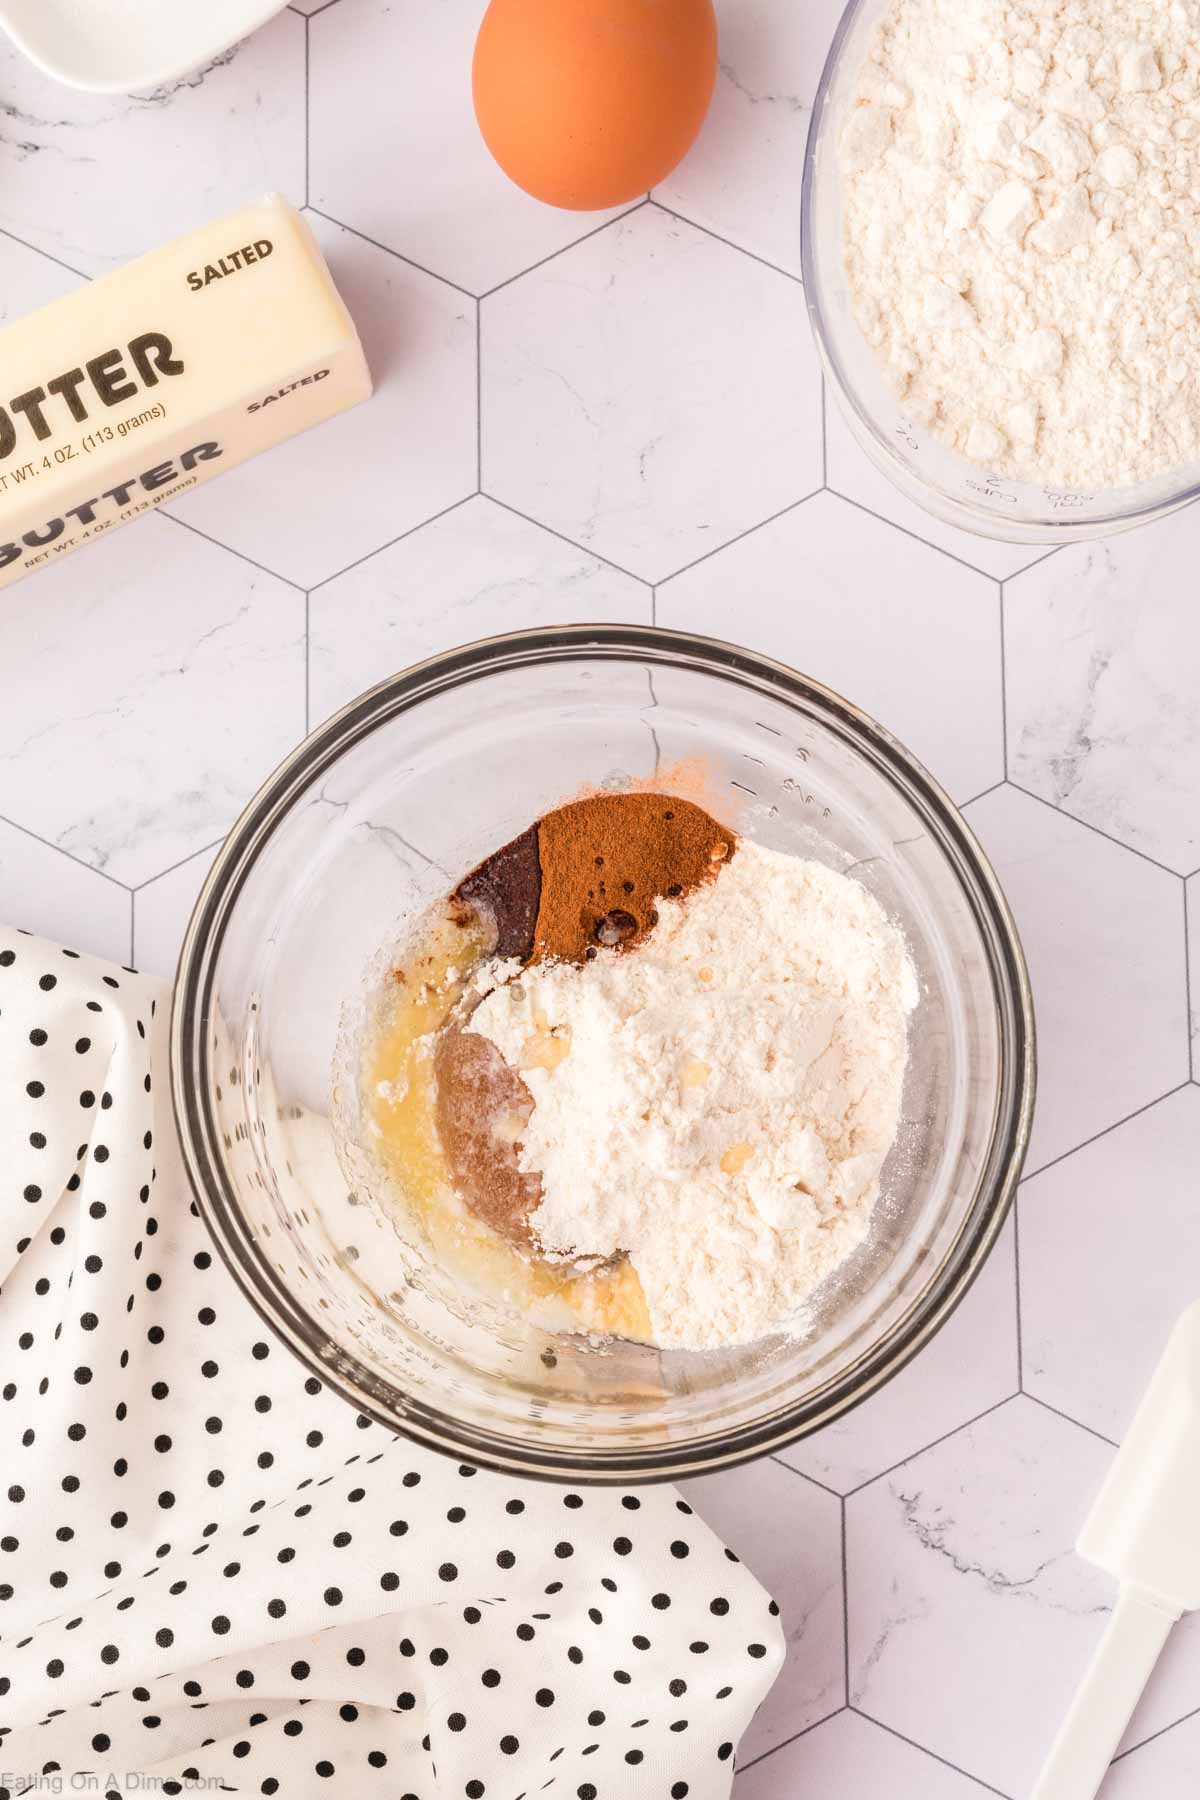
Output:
[
  {"xmin": 959, "ymin": 779, "xmax": 1006, "ymax": 811},
  {"xmin": 819, "ymin": 373, "xmax": 828, "ymax": 486},
  {"xmin": 831, "ymin": 488, "xmax": 1004, "ymax": 582},
  {"xmin": 1184, "ymin": 879, "xmax": 1195, "ymax": 1082},
  {"xmin": 1023, "ymin": 1392, "xmax": 1119, "ymax": 1450},
  {"xmin": 1006, "ymin": 779, "xmax": 1183, "ymax": 880},
  {"xmin": 128, "ymin": 892, "xmax": 136, "ymax": 969},
  {"xmin": 0, "ymin": 225, "xmax": 90, "ymax": 282},
  {"xmin": 475, "ymin": 298, "xmax": 483, "ymax": 492},
  {"xmin": 478, "ymin": 198, "xmax": 650, "ymax": 298},
  {"xmin": 132, "ymin": 838, "xmax": 227, "ymax": 894},
  {"xmin": 483, "ymin": 494, "xmax": 650, "ymax": 587},
  {"xmin": 304, "ymin": 592, "xmax": 311, "ymax": 736},
  {"xmin": 0, "ymin": 813, "xmax": 131, "ymax": 892},
  {"xmin": 841, "ymin": 1495, "xmax": 850, "ymax": 1706},
  {"xmin": 160, "ymin": 511, "xmax": 306, "ymax": 592},
  {"xmin": 655, "ymin": 489, "xmax": 821, "ymax": 589},
  {"xmin": 998, "ymin": 582, "xmax": 1009, "ymax": 776},
  {"xmin": 649, "ymin": 199, "xmax": 804, "ymax": 287},
  {"xmin": 304, "ymin": 15, "xmax": 311, "ymax": 208},
  {"xmin": 769, "ymin": 1455, "xmax": 842, "ymax": 1502},
  {"xmin": 733, "ymin": 1705, "xmax": 846, "ymax": 1776},
  {"xmin": 1112, "ymin": 1700, "xmax": 1200, "ymax": 1764},
  {"xmin": 850, "ymin": 1710, "xmax": 1015, "ymax": 1798},
  {"xmin": 650, "ymin": 584, "xmax": 658, "ymax": 627},
  {"xmin": 843, "ymin": 1393, "xmax": 1020, "ymax": 1500},
  {"xmin": 304, "ymin": 206, "xmax": 478, "ymax": 300},
  {"xmin": 1008, "ymin": 542, "xmax": 1062, "ymax": 579},
  {"xmin": 1020, "ymin": 1082, "xmax": 1192, "ymax": 1184},
  {"xmin": 1013, "ymin": 1194, "xmax": 1024, "ymax": 1391},
  {"xmin": 307, "ymin": 493, "xmax": 476, "ymax": 592},
  {"xmin": 293, "ymin": 0, "xmax": 342, "ymax": 15}
]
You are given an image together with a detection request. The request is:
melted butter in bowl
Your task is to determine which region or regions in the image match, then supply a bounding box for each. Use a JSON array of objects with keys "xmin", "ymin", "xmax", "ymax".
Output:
[{"xmin": 363, "ymin": 905, "xmax": 653, "ymax": 1343}]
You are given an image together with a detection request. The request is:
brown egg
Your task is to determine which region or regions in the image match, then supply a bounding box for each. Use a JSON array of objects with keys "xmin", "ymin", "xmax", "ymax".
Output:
[{"xmin": 472, "ymin": 0, "xmax": 718, "ymax": 212}]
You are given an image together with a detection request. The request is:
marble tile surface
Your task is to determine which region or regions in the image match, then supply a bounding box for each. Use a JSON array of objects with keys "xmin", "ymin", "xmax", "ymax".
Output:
[
  {"xmin": 0, "ymin": 513, "xmax": 304, "ymax": 886},
  {"xmin": 308, "ymin": 495, "xmax": 650, "ymax": 724},
  {"xmin": 309, "ymin": 0, "xmax": 633, "ymax": 295},
  {"xmin": 1, "ymin": 0, "xmax": 1199, "ymax": 1791},
  {"xmin": 780, "ymin": 1218, "xmax": 1019, "ymax": 1497},
  {"xmin": 738, "ymin": 1708, "xmax": 990, "ymax": 1798},
  {"xmin": 658, "ymin": 489, "xmax": 1003, "ymax": 805},
  {"xmin": 481, "ymin": 205, "xmax": 821, "ymax": 582},
  {"xmin": 653, "ymin": 0, "xmax": 846, "ymax": 278},
  {"xmin": 1006, "ymin": 511, "xmax": 1200, "ymax": 875},
  {"xmin": 1020, "ymin": 1088, "xmax": 1200, "ymax": 1445},
  {"xmin": 681, "ymin": 1460, "xmax": 844, "ymax": 1770},
  {"xmin": 964, "ymin": 786, "xmax": 1188, "ymax": 1174}
]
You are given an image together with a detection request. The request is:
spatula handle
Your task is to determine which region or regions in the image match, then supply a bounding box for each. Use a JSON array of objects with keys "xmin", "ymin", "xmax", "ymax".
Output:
[{"xmin": 1032, "ymin": 1586, "xmax": 1178, "ymax": 1800}]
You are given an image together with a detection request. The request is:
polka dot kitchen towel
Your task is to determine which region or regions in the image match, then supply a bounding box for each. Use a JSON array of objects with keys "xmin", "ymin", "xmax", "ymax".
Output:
[{"xmin": 0, "ymin": 926, "xmax": 783, "ymax": 1799}]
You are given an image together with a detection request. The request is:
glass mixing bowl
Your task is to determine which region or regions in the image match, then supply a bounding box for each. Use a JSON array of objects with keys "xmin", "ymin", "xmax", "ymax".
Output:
[
  {"xmin": 802, "ymin": 0, "xmax": 1200, "ymax": 544},
  {"xmin": 171, "ymin": 625, "xmax": 1034, "ymax": 1482}
]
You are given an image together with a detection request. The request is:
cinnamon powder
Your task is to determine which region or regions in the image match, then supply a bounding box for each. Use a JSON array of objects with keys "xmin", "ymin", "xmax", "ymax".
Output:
[{"xmin": 532, "ymin": 792, "xmax": 736, "ymax": 964}]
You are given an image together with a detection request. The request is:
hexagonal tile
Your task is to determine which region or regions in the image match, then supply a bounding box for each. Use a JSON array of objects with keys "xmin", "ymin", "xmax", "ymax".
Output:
[
  {"xmin": 680, "ymin": 1459, "xmax": 843, "ymax": 1768},
  {"xmin": 738, "ymin": 1709, "xmax": 985, "ymax": 1798},
  {"xmin": 825, "ymin": 392, "xmax": 1061, "ymax": 583},
  {"xmin": 653, "ymin": 0, "xmax": 846, "ymax": 278},
  {"xmin": 309, "ymin": 0, "xmax": 633, "ymax": 295},
  {"xmin": 0, "ymin": 819, "xmax": 130, "ymax": 963},
  {"xmin": 781, "ymin": 1217, "xmax": 1018, "ymax": 1495},
  {"xmin": 0, "ymin": 16, "xmax": 305, "ymax": 274},
  {"xmin": 847, "ymin": 1397, "xmax": 1200, "ymax": 1792},
  {"xmin": 132, "ymin": 843, "xmax": 220, "ymax": 978},
  {"xmin": 964, "ymin": 786, "xmax": 1188, "ymax": 1172},
  {"xmin": 481, "ymin": 205, "xmax": 821, "ymax": 582},
  {"xmin": 1006, "ymin": 510, "xmax": 1200, "ymax": 874},
  {"xmin": 847, "ymin": 1398, "xmax": 1113, "ymax": 1796},
  {"xmin": 0, "ymin": 514, "xmax": 303, "ymax": 885},
  {"xmin": 657, "ymin": 490, "xmax": 1002, "ymax": 803},
  {"xmin": 1021, "ymin": 1088, "xmax": 1200, "ymax": 1444},
  {"xmin": 1106, "ymin": 1712, "xmax": 1200, "ymax": 1797},
  {"xmin": 308, "ymin": 494, "xmax": 650, "ymax": 723},
  {"xmin": 167, "ymin": 211, "xmax": 476, "ymax": 588}
]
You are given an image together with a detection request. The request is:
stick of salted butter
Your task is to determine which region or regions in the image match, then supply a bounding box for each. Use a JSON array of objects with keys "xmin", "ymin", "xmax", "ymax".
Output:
[{"xmin": 0, "ymin": 194, "xmax": 371, "ymax": 588}]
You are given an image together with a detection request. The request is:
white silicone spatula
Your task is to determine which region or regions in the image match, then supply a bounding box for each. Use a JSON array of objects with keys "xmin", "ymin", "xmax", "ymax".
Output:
[{"xmin": 1032, "ymin": 1300, "xmax": 1200, "ymax": 1800}]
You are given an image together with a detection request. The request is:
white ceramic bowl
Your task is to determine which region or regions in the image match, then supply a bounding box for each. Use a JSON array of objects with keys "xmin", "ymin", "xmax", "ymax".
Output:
[{"xmin": 0, "ymin": 0, "xmax": 286, "ymax": 93}]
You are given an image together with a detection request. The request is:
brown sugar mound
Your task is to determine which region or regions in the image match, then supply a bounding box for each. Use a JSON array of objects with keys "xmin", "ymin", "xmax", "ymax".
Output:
[{"xmin": 432, "ymin": 1027, "xmax": 541, "ymax": 1248}]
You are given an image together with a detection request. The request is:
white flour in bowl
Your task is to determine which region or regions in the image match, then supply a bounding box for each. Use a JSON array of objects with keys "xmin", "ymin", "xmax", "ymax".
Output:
[
  {"xmin": 466, "ymin": 841, "xmax": 918, "ymax": 1350},
  {"xmin": 841, "ymin": 0, "xmax": 1200, "ymax": 488}
]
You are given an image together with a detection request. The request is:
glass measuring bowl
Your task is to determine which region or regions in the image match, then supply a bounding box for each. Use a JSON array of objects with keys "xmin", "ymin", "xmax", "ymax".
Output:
[
  {"xmin": 171, "ymin": 625, "xmax": 1034, "ymax": 1483},
  {"xmin": 802, "ymin": 0, "xmax": 1200, "ymax": 545}
]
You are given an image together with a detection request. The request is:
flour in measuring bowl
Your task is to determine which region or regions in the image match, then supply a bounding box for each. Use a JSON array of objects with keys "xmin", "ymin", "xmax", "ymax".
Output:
[{"xmin": 841, "ymin": 0, "xmax": 1200, "ymax": 489}]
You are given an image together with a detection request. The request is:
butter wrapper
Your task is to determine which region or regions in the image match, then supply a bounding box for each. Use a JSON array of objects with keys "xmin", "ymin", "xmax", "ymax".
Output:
[{"xmin": 0, "ymin": 195, "xmax": 371, "ymax": 588}]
